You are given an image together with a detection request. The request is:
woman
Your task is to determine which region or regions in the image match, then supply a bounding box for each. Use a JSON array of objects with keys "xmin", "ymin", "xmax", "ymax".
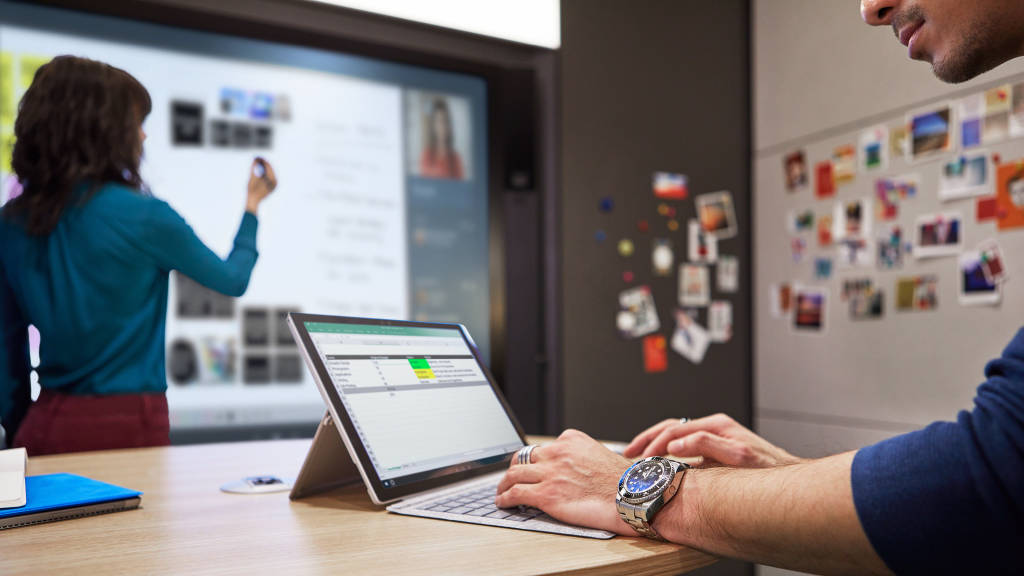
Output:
[
  {"xmin": 418, "ymin": 98, "xmax": 465, "ymax": 180},
  {"xmin": 0, "ymin": 56, "xmax": 277, "ymax": 455}
]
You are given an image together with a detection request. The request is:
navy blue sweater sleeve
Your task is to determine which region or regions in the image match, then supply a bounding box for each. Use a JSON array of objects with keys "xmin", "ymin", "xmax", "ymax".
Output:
[
  {"xmin": 0, "ymin": 252, "xmax": 31, "ymax": 445},
  {"xmin": 851, "ymin": 328, "xmax": 1024, "ymax": 575},
  {"xmin": 140, "ymin": 200, "xmax": 259, "ymax": 297}
]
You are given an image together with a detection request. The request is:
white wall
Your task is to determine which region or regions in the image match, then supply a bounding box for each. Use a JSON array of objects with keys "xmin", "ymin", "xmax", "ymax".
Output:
[
  {"xmin": 306, "ymin": 0, "xmax": 560, "ymax": 48},
  {"xmin": 754, "ymin": 2, "xmax": 1024, "ymax": 575}
]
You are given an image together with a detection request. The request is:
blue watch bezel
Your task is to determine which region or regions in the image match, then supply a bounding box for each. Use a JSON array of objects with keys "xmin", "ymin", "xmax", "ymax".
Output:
[{"xmin": 618, "ymin": 456, "xmax": 674, "ymax": 502}]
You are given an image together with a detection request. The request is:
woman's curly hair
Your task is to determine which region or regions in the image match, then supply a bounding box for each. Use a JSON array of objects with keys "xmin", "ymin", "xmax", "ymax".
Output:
[{"xmin": 7, "ymin": 55, "xmax": 151, "ymax": 235}]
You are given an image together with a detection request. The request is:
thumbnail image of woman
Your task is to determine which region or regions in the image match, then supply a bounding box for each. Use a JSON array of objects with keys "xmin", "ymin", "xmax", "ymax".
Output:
[
  {"xmin": 0, "ymin": 56, "xmax": 277, "ymax": 455},
  {"xmin": 419, "ymin": 98, "xmax": 465, "ymax": 180}
]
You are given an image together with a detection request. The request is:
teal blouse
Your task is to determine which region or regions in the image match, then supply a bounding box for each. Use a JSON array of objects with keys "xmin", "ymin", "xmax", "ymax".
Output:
[{"xmin": 0, "ymin": 183, "xmax": 258, "ymax": 440}]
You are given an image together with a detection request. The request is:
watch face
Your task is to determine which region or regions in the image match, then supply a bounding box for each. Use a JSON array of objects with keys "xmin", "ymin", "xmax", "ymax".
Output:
[{"xmin": 620, "ymin": 458, "xmax": 672, "ymax": 502}]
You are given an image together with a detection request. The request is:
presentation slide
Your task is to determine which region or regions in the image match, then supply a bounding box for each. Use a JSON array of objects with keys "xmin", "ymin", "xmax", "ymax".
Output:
[{"xmin": 0, "ymin": 2, "xmax": 490, "ymax": 430}]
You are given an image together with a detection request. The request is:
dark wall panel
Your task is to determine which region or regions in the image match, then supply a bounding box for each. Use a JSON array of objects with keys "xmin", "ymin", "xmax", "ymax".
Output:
[{"xmin": 560, "ymin": 0, "xmax": 752, "ymax": 442}]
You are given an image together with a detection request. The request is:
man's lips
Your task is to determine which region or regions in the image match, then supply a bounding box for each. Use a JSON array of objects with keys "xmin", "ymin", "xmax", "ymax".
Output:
[{"xmin": 898, "ymin": 20, "xmax": 924, "ymax": 48}]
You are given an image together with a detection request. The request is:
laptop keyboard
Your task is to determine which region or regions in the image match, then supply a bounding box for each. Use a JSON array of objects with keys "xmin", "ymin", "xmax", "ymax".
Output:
[
  {"xmin": 417, "ymin": 484, "xmax": 546, "ymax": 522},
  {"xmin": 386, "ymin": 474, "xmax": 615, "ymax": 539}
]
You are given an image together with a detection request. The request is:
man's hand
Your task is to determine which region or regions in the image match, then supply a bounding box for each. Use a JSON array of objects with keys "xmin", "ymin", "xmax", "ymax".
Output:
[
  {"xmin": 624, "ymin": 413, "xmax": 802, "ymax": 467},
  {"xmin": 495, "ymin": 429, "xmax": 636, "ymax": 536}
]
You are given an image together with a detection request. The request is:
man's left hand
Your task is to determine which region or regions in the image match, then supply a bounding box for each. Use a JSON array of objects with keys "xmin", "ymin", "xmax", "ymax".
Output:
[{"xmin": 495, "ymin": 429, "xmax": 636, "ymax": 536}]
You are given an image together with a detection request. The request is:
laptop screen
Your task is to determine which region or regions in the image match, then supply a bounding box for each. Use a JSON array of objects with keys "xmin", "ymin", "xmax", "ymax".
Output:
[{"xmin": 301, "ymin": 320, "xmax": 524, "ymax": 489}]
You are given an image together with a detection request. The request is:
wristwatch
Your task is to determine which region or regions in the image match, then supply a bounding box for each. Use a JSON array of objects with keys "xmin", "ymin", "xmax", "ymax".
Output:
[{"xmin": 616, "ymin": 456, "xmax": 689, "ymax": 540}]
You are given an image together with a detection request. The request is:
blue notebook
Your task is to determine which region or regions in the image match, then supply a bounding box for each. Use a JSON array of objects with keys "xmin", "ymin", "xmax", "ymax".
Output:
[{"xmin": 0, "ymin": 473, "xmax": 142, "ymax": 530}]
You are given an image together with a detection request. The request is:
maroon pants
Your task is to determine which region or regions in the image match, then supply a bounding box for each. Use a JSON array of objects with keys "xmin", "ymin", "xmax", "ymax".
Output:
[{"xmin": 13, "ymin": 390, "xmax": 170, "ymax": 456}]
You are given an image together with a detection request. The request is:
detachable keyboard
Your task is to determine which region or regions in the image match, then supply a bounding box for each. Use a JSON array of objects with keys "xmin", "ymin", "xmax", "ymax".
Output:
[{"xmin": 386, "ymin": 473, "xmax": 616, "ymax": 539}]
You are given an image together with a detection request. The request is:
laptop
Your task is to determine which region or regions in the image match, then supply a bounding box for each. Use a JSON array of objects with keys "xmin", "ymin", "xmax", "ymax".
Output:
[{"xmin": 287, "ymin": 313, "xmax": 614, "ymax": 539}]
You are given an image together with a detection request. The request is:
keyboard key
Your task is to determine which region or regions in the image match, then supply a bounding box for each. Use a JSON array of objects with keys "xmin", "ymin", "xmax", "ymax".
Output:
[
  {"xmin": 485, "ymin": 510, "xmax": 512, "ymax": 519},
  {"xmin": 446, "ymin": 506, "xmax": 473, "ymax": 515},
  {"xmin": 505, "ymin": 514, "xmax": 532, "ymax": 522},
  {"xmin": 426, "ymin": 505, "xmax": 451, "ymax": 512},
  {"xmin": 466, "ymin": 508, "xmax": 492, "ymax": 517}
]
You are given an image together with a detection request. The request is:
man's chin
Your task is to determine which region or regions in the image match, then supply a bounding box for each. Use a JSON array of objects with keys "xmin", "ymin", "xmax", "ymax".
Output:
[{"xmin": 931, "ymin": 56, "xmax": 982, "ymax": 84}]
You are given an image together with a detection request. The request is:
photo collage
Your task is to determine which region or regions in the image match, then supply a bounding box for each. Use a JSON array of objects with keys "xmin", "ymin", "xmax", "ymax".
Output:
[
  {"xmin": 169, "ymin": 272, "xmax": 303, "ymax": 387},
  {"xmin": 776, "ymin": 82, "xmax": 1023, "ymax": 333},
  {"xmin": 608, "ymin": 171, "xmax": 740, "ymax": 371},
  {"xmin": 171, "ymin": 87, "xmax": 291, "ymax": 151}
]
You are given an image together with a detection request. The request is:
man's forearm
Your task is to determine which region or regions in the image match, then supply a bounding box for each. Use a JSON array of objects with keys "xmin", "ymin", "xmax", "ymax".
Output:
[{"xmin": 652, "ymin": 451, "xmax": 891, "ymax": 576}]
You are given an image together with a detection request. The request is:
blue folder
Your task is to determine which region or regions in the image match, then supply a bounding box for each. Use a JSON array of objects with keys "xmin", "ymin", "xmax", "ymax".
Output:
[{"xmin": 0, "ymin": 473, "xmax": 142, "ymax": 529}]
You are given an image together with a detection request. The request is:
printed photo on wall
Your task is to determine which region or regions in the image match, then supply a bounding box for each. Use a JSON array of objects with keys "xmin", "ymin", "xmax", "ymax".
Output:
[
  {"xmin": 832, "ymin": 145, "xmax": 857, "ymax": 185},
  {"xmin": 770, "ymin": 283, "xmax": 793, "ymax": 318},
  {"xmin": 834, "ymin": 198, "xmax": 874, "ymax": 268},
  {"xmin": 995, "ymin": 160, "xmax": 1024, "ymax": 230},
  {"xmin": 895, "ymin": 275, "xmax": 939, "ymax": 311},
  {"xmin": 643, "ymin": 334, "xmax": 669, "ymax": 373},
  {"xmin": 875, "ymin": 174, "xmax": 918, "ymax": 221},
  {"xmin": 815, "ymin": 161, "xmax": 835, "ymax": 199},
  {"xmin": 717, "ymin": 255, "xmax": 739, "ymax": 293},
  {"xmin": 833, "ymin": 198, "xmax": 872, "ymax": 243},
  {"xmin": 687, "ymin": 219, "xmax": 719, "ymax": 263},
  {"xmin": 709, "ymin": 301, "xmax": 733, "ymax": 343},
  {"xmin": 913, "ymin": 212, "xmax": 963, "ymax": 258},
  {"xmin": 959, "ymin": 93, "xmax": 984, "ymax": 149},
  {"xmin": 977, "ymin": 239, "xmax": 1008, "ymax": 285},
  {"xmin": 876, "ymin": 225, "xmax": 906, "ymax": 269},
  {"xmin": 653, "ymin": 171, "xmax": 688, "ymax": 200},
  {"xmin": 783, "ymin": 151, "xmax": 809, "ymax": 193},
  {"xmin": 1011, "ymin": 82, "xmax": 1024, "ymax": 137},
  {"xmin": 958, "ymin": 251, "xmax": 1001, "ymax": 306},
  {"xmin": 841, "ymin": 278, "xmax": 872, "ymax": 302},
  {"xmin": 859, "ymin": 125, "xmax": 889, "ymax": 172},
  {"xmin": 889, "ymin": 124, "xmax": 910, "ymax": 158},
  {"xmin": 843, "ymin": 279, "xmax": 884, "ymax": 320},
  {"xmin": 696, "ymin": 191, "xmax": 738, "ymax": 239},
  {"xmin": 938, "ymin": 153, "xmax": 990, "ymax": 201},
  {"xmin": 787, "ymin": 208, "xmax": 815, "ymax": 234},
  {"xmin": 817, "ymin": 213, "xmax": 834, "ymax": 246},
  {"xmin": 792, "ymin": 285, "xmax": 827, "ymax": 333},
  {"xmin": 814, "ymin": 257, "xmax": 833, "ymax": 280},
  {"xmin": 652, "ymin": 238, "xmax": 675, "ymax": 277},
  {"xmin": 908, "ymin": 105, "xmax": 953, "ymax": 161},
  {"xmin": 616, "ymin": 285, "xmax": 660, "ymax": 339},
  {"xmin": 791, "ymin": 237, "xmax": 807, "ymax": 263},
  {"xmin": 670, "ymin": 309, "xmax": 711, "ymax": 364},
  {"xmin": 983, "ymin": 84, "xmax": 1011, "ymax": 144},
  {"xmin": 679, "ymin": 264, "xmax": 711, "ymax": 307}
]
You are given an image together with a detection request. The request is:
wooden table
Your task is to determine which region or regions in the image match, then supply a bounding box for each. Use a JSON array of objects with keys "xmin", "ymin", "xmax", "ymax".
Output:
[{"xmin": 1, "ymin": 438, "xmax": 715, "ymax": 575}]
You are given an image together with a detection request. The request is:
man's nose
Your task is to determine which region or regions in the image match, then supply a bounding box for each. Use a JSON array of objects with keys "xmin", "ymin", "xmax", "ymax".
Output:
[{"xmin": 861, "ymin": 0, "xmax": 899, "ymax": 26}]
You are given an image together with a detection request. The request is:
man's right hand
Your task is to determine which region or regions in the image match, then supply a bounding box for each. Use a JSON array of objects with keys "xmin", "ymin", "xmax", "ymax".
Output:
[{"xmin": 624, "ymin": 413, "xmax": 803, "ymax": 468}]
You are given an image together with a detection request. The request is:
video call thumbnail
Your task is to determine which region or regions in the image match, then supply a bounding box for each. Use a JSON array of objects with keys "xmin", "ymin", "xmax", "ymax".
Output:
[{"xmin": 405, "ymin": 90, "xmax": 473, "ymax": 181}]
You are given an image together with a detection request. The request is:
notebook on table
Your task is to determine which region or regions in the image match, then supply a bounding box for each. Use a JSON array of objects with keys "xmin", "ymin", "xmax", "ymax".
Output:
[
  {"xmin": 0, "ymin": 447, "xmax": 27, "ymax": 508},
  {"xmin": 0, "ymin": 473, "xmax": 142, "ymax": 530}
]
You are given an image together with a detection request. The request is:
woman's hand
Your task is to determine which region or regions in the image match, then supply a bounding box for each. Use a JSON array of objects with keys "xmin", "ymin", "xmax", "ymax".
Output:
[
  {"xmin": 624, "ymin": 413, "xmax": 803, "ymax": 468},
  {"xmin": 246, "ymin": 157, "xmax": 277, "ymax": 214},
  {"xmin": 495, "ymin": 429, "xmax": 636, "ymax": 535}
]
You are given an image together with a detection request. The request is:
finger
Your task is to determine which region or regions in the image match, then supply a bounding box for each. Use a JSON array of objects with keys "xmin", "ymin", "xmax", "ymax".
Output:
[
  {"xmin": 528, "ymin": 444, "xmax": 552, "ymax": 461},
  {"xmin": 667, "ymin": 431, "xmax": 753, "ymax": 467},
  {"xmin": 624, "ymin": 419, "xmax": 677, "ymax": 458},
  {"xmin": 496, "ymin": 464, "xmax": 545, "ymax": 494},
  {"xmin": 262, "ymin": 159, "xmax": 278, "ymax": 188},
  {"xmin": 639, "ymin": 414, "xmax": 738, "ymax": 458},
  {"xmin": 494, "ymin": 482, "xmax": 545, "ymax": 509}
]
